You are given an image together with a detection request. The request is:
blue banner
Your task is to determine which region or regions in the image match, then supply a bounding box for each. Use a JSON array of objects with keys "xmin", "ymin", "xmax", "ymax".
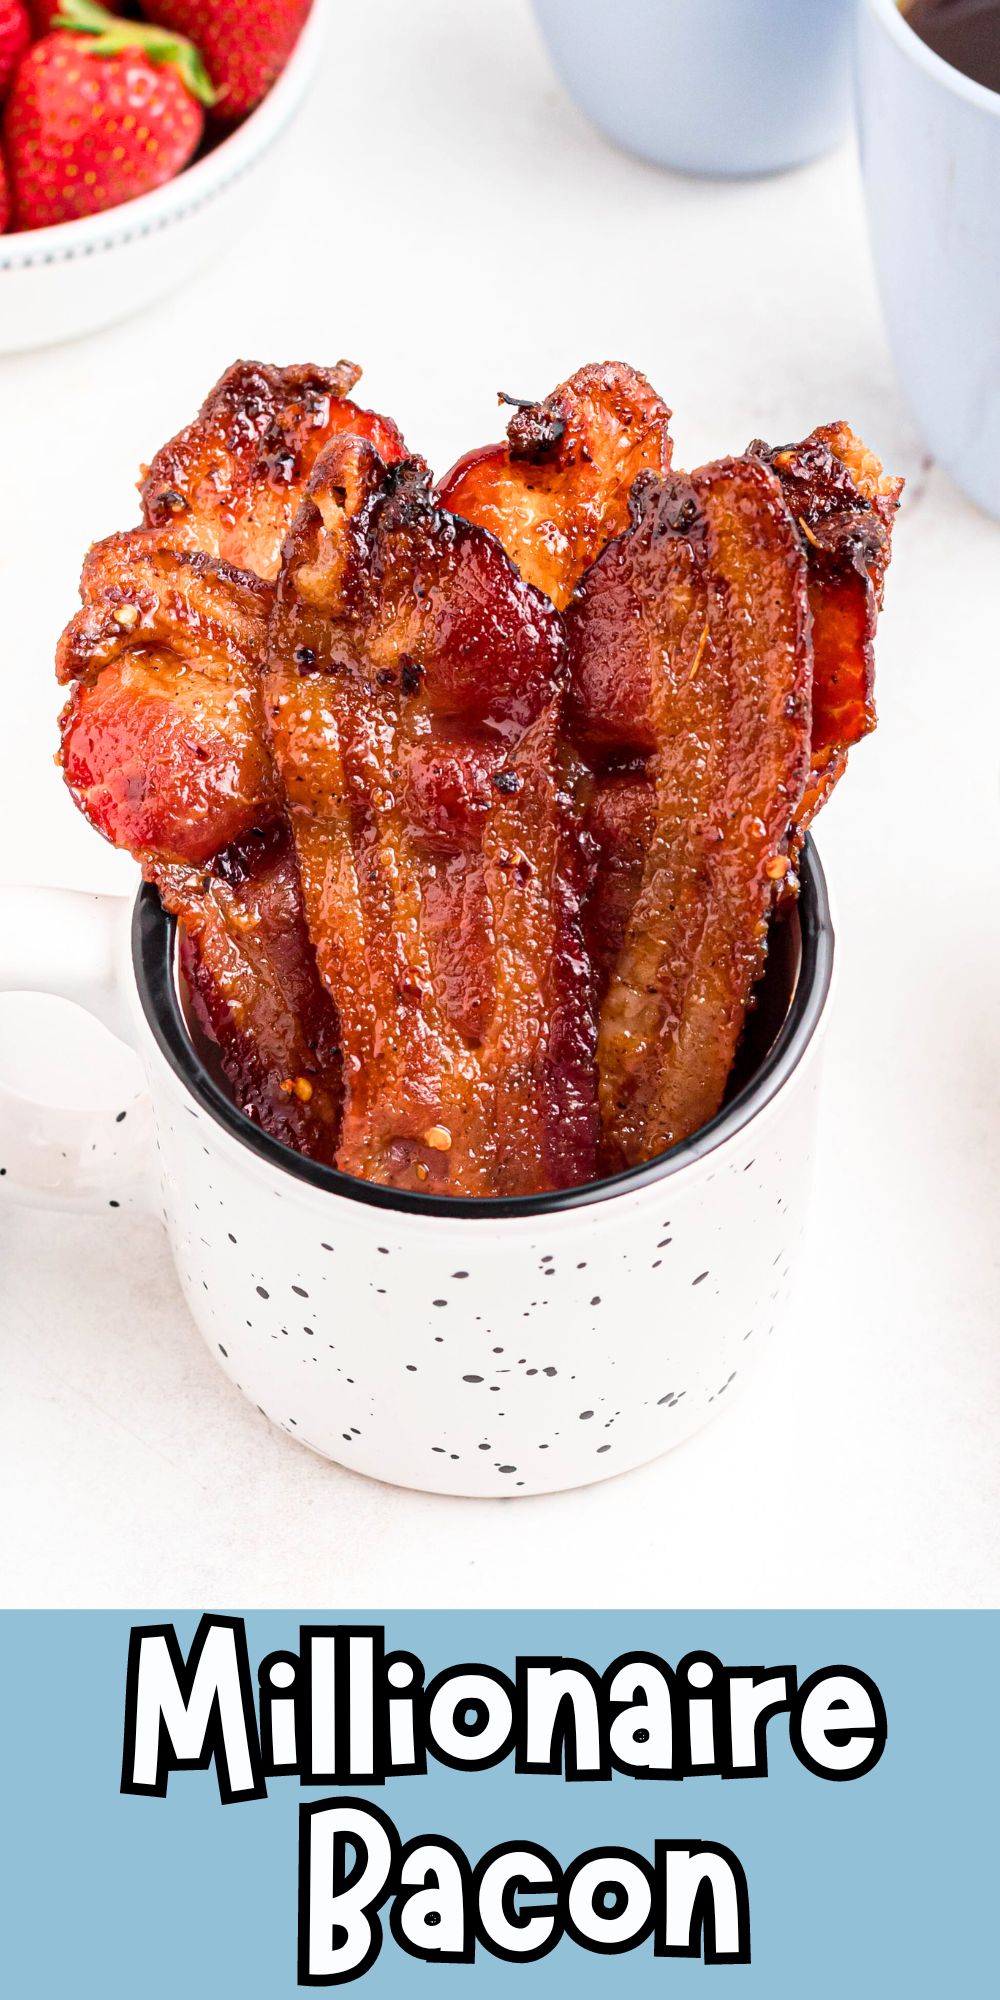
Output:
[{"xmin": 2, "ymin": 1612, "xmax": 995, "ymax": 1993}]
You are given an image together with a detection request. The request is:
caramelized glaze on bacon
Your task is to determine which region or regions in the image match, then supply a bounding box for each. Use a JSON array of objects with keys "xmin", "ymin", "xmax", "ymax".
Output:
[
  {"xmin": 57, "ymin": 532, "xmax": 343, "ymax": 1161},
  {"xmin": 751, "ymin": 422, "xmax": 902, "ymax": 834},
  {"xmin": 58, "ymin": 361, "xmax": 414, "ymax": 1160},
  {"xmin": 58, "ymin": 534, "xmax": 278, "ymax": 864},
  {"xmin": 55, "ymin": 372, "xmax": 369, "ymax": 1158},
  {"xmin": 266, "ymin": 436, "xmax": 598, "ymax": 1194},
  {"xmin": 166, "ymin": 823, "xmax": 341, "ymax": 1164},
  {"xmin": 579, "ymin": 769, "xmax": 656, "ymax": 1003},
  {"xmin": 438, "ymin": 362, "xmax": 673, "ymax": 609},
  {"xmin": 567, "ymin": 460, "xmax": 812, "ymax": 1171},
  {"xmin": 140, "ymin": 360, "xmax": 409, "ymax": 579},
  {"xmin": 56, "ymin": 358, "xmax": 901, "ymax": 1194}
]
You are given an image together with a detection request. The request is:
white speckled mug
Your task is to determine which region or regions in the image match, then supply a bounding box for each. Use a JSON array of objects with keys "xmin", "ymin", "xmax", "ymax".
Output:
[{"xmin": 0, "ymin": 846, "xmax": 833, "ymax": 1496}]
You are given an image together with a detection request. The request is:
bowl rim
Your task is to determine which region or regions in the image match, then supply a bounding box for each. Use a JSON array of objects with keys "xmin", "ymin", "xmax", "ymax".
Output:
[
  {"xmin": 0, "ymin": 0, "xmax": 326, "ymax": 270},
  {"xmin": 866, "ymin": 0, "xmax": 1000, "ymax": 120},
  {"xmin": 132, "ymin": 836, "xmax": 835, "ymax": 1220}
]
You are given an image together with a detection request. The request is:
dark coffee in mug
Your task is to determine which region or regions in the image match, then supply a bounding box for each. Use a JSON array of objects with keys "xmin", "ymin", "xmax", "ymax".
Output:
[{"xmin": 905, "ymin": 0, "xmax": 1000, "ymax": 93}]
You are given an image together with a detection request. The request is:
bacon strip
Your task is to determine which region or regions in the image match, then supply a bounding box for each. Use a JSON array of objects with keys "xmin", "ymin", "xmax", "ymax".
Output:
[
  {"xmin": 266, "ymin": 438, "xmax": 598, "ymax": 1194},
  {"xmin": 58, "ymin": 362, "xmax": 414, "ymax": 1162},
  {"xmin": 578, "ymin": 768, "xmax": 656, "ymax": 1004},
  {"xmin": 438, "ymin": 361, "xmax": 673, "ymax": 609},
  {"xmin": 168, "ymin": 824, "xmax": 342, "ymax": 1163},
  {"xmin": 57, "ymin": 531, "xmax": 344, "ymax": 1162},
  {"xmin": 58, "ymin": 534, "xmax": 279, "ymax": 864},
  {"xmin": 751, "ymin": 423, "xmax": 902, "ymax": 833},
  {"xmin": 140, "ymin": 359, "xmax": 409, "ymax": 579},
  {"xmin": 567, "ymin": 461, "xmax": 812, "ymax": 1172}
]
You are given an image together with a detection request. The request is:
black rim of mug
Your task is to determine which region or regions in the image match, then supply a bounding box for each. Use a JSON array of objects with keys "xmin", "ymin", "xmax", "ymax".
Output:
[{"xmin": 132, "ymin": 835, "xmax": 834, "ymax": 1220}]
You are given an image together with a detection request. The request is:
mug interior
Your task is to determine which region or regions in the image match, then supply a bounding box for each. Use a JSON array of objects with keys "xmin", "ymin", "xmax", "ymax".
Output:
[
  {"xmin": 874, "ymin": 0, "xmax": 1000, "ymax": 114},
  {"xmin": 133, "ymin": 837, "xmax": 834, "ymax": 1219}
]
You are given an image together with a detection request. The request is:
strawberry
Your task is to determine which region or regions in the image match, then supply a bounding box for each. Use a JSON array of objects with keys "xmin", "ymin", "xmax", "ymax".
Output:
[
  {"xmin": 143, "ymin": 0, "xmax": 312, "ymax": 119},
  {"xmin": 4, "ymin": 0, "xmax": 214, "ymax": 228},
  {"xmin": 0, "ymin": 141, "xmax": 10, "ymax": 228},
  {"xmin": 0, "ymin": 1, "xmax": 30, "ymax": 101}
]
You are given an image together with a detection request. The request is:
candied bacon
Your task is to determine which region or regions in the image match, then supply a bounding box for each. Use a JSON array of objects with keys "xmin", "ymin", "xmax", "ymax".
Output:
[
  {"xmin": 579, "ymin": 769, "xmax": 656, "ymax": 1003},
  {"xmin": 438, "ymin": 362, "xmax": 673, "ymax": 609},
  {"xmin": 140, "ymin": 360, "xmax": 409, "ymax": 580},
  {"xmin": 56, "ymin": 518, "xmax": 345, "ymax": 1158},
  {"xmin": 166, "ymin": 823, "xmax": 341, "ymax": 1165},
  {"xmin": 265, "ymin": 436, "xmax": 599, "ymax": 1195},
  {"xmin": 56, "ymin": 356, "xmax": 900, "ymax": 1195},
  {"xmin": 750, "ymin": 423, "xmax": 902, "ymax": 833},
  {"xmin": 57, "ymin": 360, "xmax": 414, "ymax": 1160},
  {"xmin": 566, "ymin": 460, "xmax": 812, "ymax": 1172},
  {"xmin": 57, "ymin": 534, "xmax": 278, "ymax": 865}
]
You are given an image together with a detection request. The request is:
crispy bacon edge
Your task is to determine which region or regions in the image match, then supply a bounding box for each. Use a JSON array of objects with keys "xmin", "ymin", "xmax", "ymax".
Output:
[
  {"xmin": 437, "ymin": 360, "xmax": 673, "ymax": 609},
  {"xmin": 751, "ymin": 422, "xmax": 903, "ymax": 836},
  {"xmin": 140, "ymin": 359, "xmax": 411, "ymax": 579}
]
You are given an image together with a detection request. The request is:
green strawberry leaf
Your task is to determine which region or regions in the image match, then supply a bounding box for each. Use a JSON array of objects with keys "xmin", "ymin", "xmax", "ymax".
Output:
[{"xmin": 53, "ymin": 0, "xmax": 218, "ymax": 108}]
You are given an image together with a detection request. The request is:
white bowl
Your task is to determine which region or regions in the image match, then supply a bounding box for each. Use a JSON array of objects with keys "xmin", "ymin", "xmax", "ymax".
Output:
[{"xmin": 0, "ymin": 0, "xmax": 325, "ymax": 353}]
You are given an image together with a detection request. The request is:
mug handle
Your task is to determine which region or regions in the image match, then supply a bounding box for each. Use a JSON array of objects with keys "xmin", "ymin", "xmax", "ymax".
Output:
[{"xmin": 0, "ymin": 885, "xmax": 157, "ymax": 1214}]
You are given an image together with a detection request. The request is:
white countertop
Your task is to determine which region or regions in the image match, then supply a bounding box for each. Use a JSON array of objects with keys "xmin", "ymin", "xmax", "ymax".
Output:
[{"xmin": 1, "ymin": 0, "xmax": 998, "ymax": 1611}]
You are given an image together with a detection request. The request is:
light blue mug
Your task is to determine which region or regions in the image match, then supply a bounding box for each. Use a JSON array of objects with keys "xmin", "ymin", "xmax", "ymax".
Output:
[
  {"xmin": 857, "ymin": 0, "xmax": 1000, "ymax": 520},
  {"xmin": 530, "ymin": 0, "xmax": 856, "ymax": 176}
]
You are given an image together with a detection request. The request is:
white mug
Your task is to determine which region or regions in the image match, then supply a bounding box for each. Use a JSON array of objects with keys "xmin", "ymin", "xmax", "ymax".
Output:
[
  {"xmin": 531, "ymin": 0, "xmax": 856, "ymax": 177},
  {"xmin": 0, "ymin": 846, "xmax": 834, "ymax": 1498},
  {"xmin": 857, "ymin": 0, "xmax": 1000, "ymax": 519}
]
